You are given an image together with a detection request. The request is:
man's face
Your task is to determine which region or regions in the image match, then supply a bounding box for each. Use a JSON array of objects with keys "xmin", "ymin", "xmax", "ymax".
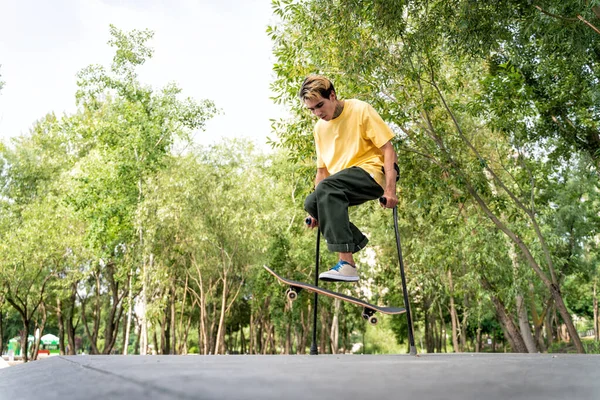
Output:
[{"xmin": 304, "ymin": 92, "xmax": 336, "ymax": 121}]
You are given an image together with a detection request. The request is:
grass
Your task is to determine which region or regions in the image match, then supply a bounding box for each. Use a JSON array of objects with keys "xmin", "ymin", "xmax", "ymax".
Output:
[{"xmin": 548, "ymin": 338, "xmax": 600, "ymax": 354}]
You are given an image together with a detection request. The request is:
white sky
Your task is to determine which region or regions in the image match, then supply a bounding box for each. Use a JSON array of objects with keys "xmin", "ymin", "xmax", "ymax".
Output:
[{"xmin": 0, "ymin": 0, "xmax": 285, "ymax": 151}]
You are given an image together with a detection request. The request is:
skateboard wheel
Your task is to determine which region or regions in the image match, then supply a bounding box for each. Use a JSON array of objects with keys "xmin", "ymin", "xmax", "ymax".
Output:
[
  {"xmin": 286, "ymin": 288, "xmax": 298, "ymax": 301},
  {"xmin": 362, "ymin": 313, "xmax": 369, "ymax": 320},
  {"xmin": 369, "ymin": 316, "xmax": 378, "ymax": 325}
]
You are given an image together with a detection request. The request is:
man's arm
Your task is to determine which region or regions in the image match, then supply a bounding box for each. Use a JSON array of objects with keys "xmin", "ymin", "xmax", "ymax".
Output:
[
  {"xmin": 315, "ymin": 167, "xmax": 330, "ymax": 187},
  {"xmin": 380, "ymin": 141, "xmax": 398, "ymax": 209},
  {"xmin": 306, "ymin": 167, "xmax": 330, "ymax": 228}
]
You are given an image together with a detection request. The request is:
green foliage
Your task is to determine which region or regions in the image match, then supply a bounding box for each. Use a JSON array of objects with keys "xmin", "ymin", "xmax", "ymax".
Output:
[
  {"xmin": 0, "ymin": 25, "xmax": 220, "ymax": 357},
  {"xmin": 362, "ymin": 315, "xmax": 407, "ymax": 354},
  {"xmin": 2, "ymin": 3, "xmax": 600, "ymax": 356},
  {"xmin": 549, "ymin": 338, "xmax": 600, "ymax": 354},
  {"xmin": 269, "ymin": 0, "xmax": 600, "ymax": 354}
]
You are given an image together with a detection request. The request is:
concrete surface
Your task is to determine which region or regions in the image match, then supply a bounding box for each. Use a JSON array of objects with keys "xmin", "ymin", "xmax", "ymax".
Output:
[{"xmin": 0, "ymin": 353, "xmax": 598, "ymax": 400}]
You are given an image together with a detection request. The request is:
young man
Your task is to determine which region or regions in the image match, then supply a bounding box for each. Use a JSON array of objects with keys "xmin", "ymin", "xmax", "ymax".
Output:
[{"xmin": 300, "ymin": 75, "xmax": 398, "ymax": 282}]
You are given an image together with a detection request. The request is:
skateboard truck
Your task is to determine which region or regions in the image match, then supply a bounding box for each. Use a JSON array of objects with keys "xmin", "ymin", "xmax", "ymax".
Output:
[
  {"xmin": 362, "ymin": 308, "xmax": 378, "ymax": 325},
  {"xmin": 285, "ymin": 286, "xmax": 302, "ymax": 301}
]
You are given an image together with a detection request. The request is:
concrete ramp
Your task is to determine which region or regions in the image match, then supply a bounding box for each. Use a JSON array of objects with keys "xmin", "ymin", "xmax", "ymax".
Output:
[{"xmin": 0, "ymin": 353, "xmax": 598, "ymax": 400}]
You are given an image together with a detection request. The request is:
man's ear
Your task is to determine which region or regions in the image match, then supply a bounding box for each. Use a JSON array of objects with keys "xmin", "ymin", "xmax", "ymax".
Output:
[{"xmin": 329, "ymin": 91, "xmax": 337, "ymax": 102}]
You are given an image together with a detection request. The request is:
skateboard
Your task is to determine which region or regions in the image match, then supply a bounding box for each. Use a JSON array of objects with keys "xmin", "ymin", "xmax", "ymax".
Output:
[{"xmin": 263, "ymin": 265, "xmax": 406, "ymax": 325}]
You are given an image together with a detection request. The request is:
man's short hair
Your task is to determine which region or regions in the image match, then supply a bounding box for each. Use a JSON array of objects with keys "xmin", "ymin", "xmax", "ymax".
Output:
[{"xmin": 299, "ymin": 75, "xmax": 336, "ymax": 101}]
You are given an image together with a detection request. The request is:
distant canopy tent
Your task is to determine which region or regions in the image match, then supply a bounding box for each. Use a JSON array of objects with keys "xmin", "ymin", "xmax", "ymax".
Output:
[
  {"xmin": 40, "ymin": 334, "xmax": 59, "ymax": 346},
  {"xmin": 7, "ymin": 336, "xmax": 34, "ymax": 356},
  {"xmin": 40, "ymin": 333, "xmax": 60, "ymax": 351}
]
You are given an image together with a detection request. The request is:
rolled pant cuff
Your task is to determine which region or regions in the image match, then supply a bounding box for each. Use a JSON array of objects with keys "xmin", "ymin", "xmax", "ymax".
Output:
[{"xmin": 327, "ymin": 236, "xmax": 369, "ymax": 254}]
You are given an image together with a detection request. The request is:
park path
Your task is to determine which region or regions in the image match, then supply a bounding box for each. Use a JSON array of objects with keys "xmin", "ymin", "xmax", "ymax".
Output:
[{"xmin": 0, "ymin": 353, "xmax": 599, "ymax": 400}]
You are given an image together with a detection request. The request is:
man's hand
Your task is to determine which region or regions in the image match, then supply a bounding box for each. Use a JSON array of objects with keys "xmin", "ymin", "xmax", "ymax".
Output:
[
  {"xmin": 305, "ymin": 216, "xmax": 319, "ymax": 229},
  {"xmin": 380, "ymin": 192, "xmax": 398, "ymax": 209}
]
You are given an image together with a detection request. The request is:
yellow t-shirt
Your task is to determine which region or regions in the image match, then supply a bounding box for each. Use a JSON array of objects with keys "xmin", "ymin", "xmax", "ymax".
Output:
[{"xmin": 314, "ymin": 99, "xmax": 394, "ymax": 188}]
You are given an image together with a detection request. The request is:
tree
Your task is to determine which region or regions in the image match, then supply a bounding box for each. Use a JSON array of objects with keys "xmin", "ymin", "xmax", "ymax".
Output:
[
  {"xmin": 65, "ymin": 25, "xmax": 217, "ymax": 354},
  {"xmin": 0, "ymin": 25, "xmax": 219, "ymax": 357},
  {"xmin": 269, "ymin": 0, "xmax": 594, "ymax": 352},
  {"xmin": 0, "ymin": 114, "xmax": 78, "ymax": 361}
]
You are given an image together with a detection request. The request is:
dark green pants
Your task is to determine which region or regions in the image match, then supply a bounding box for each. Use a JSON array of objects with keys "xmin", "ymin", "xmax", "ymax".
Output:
[{"xmin": 304, "ymin": 167, "xmax": 383, "ymax": 253}]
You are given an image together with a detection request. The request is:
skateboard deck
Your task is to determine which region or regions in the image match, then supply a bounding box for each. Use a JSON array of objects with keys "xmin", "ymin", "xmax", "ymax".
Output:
[{"xmin": 263, "ymin": 265, "xmax": 405, "ymax": 324}]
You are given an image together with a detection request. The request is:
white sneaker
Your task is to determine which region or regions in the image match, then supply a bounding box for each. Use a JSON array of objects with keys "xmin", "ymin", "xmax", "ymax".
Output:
[{"xmin": 319, "ymin": 261, "xmax": 359, "ymax": 282}]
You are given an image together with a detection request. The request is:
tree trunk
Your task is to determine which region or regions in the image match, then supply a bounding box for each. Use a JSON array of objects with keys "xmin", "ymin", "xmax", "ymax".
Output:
[
  {"xmin": 508, "ymin": 240, "xmax": 537, "ymax": 353},
  {"xmin": 594, "ymin": 279, "xmax": 599, "ymax": 342},
  {"xmin": 240, "ymin": 323, "xmax": 246, "ymax": 354},
  {"xmin": 436, "ymin": 311, "xmax": 443, "ymax": 353},
  {"xmin": 209, "ymin": 302, "xmax": 217, "ymax": 354},
  {"xmin": 102, "ymin": 263, "xmax": 127, "ymax": 354},
  {"xmin": 66, "ymin": 284, "xmax": 77, "ymax": 355},
  {"xmin": 177, "ymin": 275, "xmax": 189, "ymax": 354},
  {"xmin": 160, "ymin": 301, "xmax": 170, "ymax": 354},
  {"xmin": 481, "ymin": 276, "xmax": 528, "ymax": 352},
  {"xmin": 284, "ymin": 323, "xmax": 291, "ymax": 354},
  {"xmin": 476, "ymin": 323, "xmax": 481, "ymax": 353},
  {"xmin": 0, "ymin": 303, "xmax": 3, "ymax": 356},
  {"xmin": 134, "ymin": 317, "xmax": 141, "ymax": 355},
  {"xmin": 21, "ymin": 325, "xmax": 30, "ymax": 363},
  {"xmin": 56, "ymin": 298, "xmax": 66, "ymax": 355},
  {"xmin": 320, "ymin": 311, "xmax": 328, "ymax": 354},
  {"xmin": 215, "ymin": 272, "xmax": 228, "ymax": 355},
  {"xmin": 198, "ymin": 273, "xmax": 208, "ymax": 355},
  {"xmin": 424, "ymin": 295, "xmax": 435, "ymax": 353},
  {"xmin": 31, "ymin": 302, "xmax": 47, "ymax": 361},
  {"xmin": 200, "ymin": 288, "xmax": 208, "ymax": 355},
  {"xmin": 153, "ymin": 330, "xmax": 159, "ymax": 355},
  {"xmin": 259, "ymin": 321, "xmax": 266, "ymax": 354},
  {"xmin": 545, "ymin": 303, "xmax": 554, "ymax": 349},
  {"xmin": 79, "ymin": 270, "xmax": 102, "ymax": 354},
  {"xmin": 554, "ymin": 305, "xmax": 563, "ymax": 342},
  {"xmin": 65, "ymin": 310, "xmax": 77, "ymax": 355},
  {"xmin": 137, "ymin": 174, "xmax": 148, "ymax": 356},
  {"xmin": 123, "ymin": 269, "xmax": 134, "ymax": 355},
  {"xmin": 79, "ymin": 297, "xmax": 100, "ymax": 355},
  {"xmin": 432, "ymin": 313, "xmax": 440, "ymax": 353},
  {"xmin": 438, "ymin": 303, "xmax": 447, "ymax": 353},
  {"xmin": 516, "ymin": 294, "xmax": 537, "ymax": 353},
  {"xmin": 549, "ymin": 285, "xmax": 581, "ymax": 350},
  {"xmin": 170, "ymin": 283, "xmax": 177, "ymax": 355},
  {"xmin": 139, "ymin": 253, "xmax": 151, "ymax": 355},
  {"xmin": 180, "ymin": 308, "xmax": 193, "ymax": 355},
  {"xmin": 297, "ymin": 309, "xmax": 308, "ymax": 354},
  {"xmin": 448, "ymin": 270, "xmax": 460, "ymax": 353},
  {"xmin": 529, "ymin": 285, "xmax": 549, "ymax": 352},
  {"xmin": 460, "ymin": 293, "xmax": 469, "ymax": 351},
  {"xmin": 249, "ymin": 312, "xmax": 254, "ymax": 355},
  {"xmin": 103, "ymin": 262, "xmax": 125, "ymax": 354},
  {"xmin": 330, "ymin": 298, "xmax": 340, "ymax": 354},
  {"xmin": 270, "ymin": 325, "xmax": 276, "ymax": 354}
]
